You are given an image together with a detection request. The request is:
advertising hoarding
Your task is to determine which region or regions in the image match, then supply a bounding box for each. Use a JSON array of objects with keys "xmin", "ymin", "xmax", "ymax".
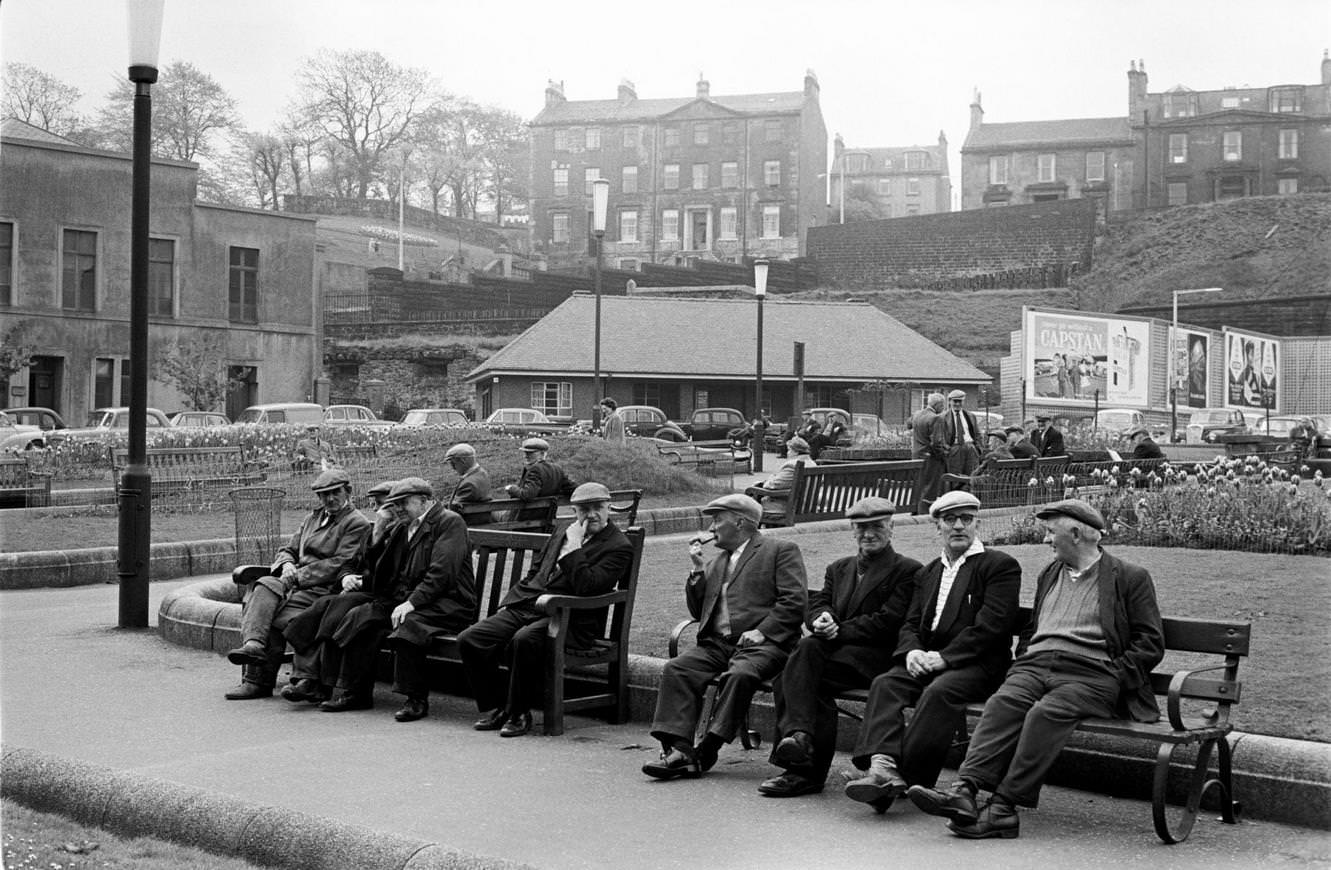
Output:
[
  {"xmin": 1025, "ymin": 310, "xmax": 1151, "ymax": 406},
  {"xmin": 1224, "ymin": 329, "xmax": 1280, "ymax": 410}
]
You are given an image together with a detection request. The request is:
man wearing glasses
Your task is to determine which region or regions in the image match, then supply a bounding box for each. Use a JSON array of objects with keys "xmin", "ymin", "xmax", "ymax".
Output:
[{"xmin": 842, "ymin": 490, "xmax": 1022, "ymax": 813}]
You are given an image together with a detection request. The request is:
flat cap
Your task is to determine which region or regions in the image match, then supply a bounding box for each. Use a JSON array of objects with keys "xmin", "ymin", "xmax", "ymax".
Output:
[
  {"xmin": 444, "ymin": 442, "xmax": 476, "ymax": 459},
  {"xmin": 1004, "ymin": 425, "xmax": 1025, "ymax": 436},
  {"xmin": 385, "ymin": 476, "xmax": 433, "ymax": 503},
  {"xmin": 846, "ymin": 496, "xmax": 895, "ymax": 524},
  {"xmin": 569, "ymin": 482, "xmax": 611, "ymax": 504},
  {"xmin": 521, "ymin": 437, "xmax": 550, "ymax": 452},
  {"xmin": 701, "ymin": 493, "xmax": 762, "ymax": 525},
  {"xmin": 929, "ymin": 490, "xmax": 981, "ymax": 518},
  {"xmin": 947, "ymin": 389, "xmax": 966, "ymax": 400},
  {"xmin": 1035, "ymin": 498, "xmax": 1106, "ymax": 531},
  {"xmin": 366, "ymin": 479, "xmax": 397, "ymax": 498},
  {"xmin": 1125, "ymin": 425, "xmax": 1150, "ymax": 439},
  {"xmin": 310, "ymin": 468, "xmax": 352, "ymax": 492},
  {"xmin": 986, "ymin": 430, "xmax": 1007, "ymax": 441},
  {"xmin": 1035, "ymin": 413, "xmax": 1052, "ymax": 422},
  {"xmin": 787, "ymin": 436, "xmax": 811, "ymax": 454}
]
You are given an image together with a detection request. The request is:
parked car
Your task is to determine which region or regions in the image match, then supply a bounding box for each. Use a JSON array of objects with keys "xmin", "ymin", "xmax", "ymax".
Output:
[
  {"xmin": 169, "ymin": 410, "xmax": 231, "ymax": 428},
  {"xmin": 1248, "ymin": 415, "xmax": 1302, "ymax": 439},
  {"xmin": 973, "ymin": 411, "xmax": 1005, "ymax": 431},
  {"xmin": 1184, "ymin": 407, "xmax": 1248, "ymax": 444},
  {"xmin": 5, "ymin": 406, "xmax": 67, "ymax": 433},
  {"xmin": 397, "ymin": 408, "xmax": 469, "ymax": 428},
  {"xmin": 0, "ymin": 411, "xmax": 47, "ymax": 452},
  {"xmin": 235, "ymin": 402, "xmax": 325, "ymax": 426},
  {"xmin": 48, "ymin": 407, "xmax": 172, "ymax": 446},
  {"xmin": 680, "ymin": 407, "xmax": 747, "ymax": 442},
  {"xmin": 323, "ymin": 404, "xmax": 394, "ymax": 429},
  {"xmin": 849, "ymin": 413, "xmax": 892, "ymax": 439},
  {"xmin": 483, "ymin": 407, "xmax": 567, "ymax": 436},
  {"xmin": 615, "ymin": 405, "xmax": 672, "ymax": 438}
]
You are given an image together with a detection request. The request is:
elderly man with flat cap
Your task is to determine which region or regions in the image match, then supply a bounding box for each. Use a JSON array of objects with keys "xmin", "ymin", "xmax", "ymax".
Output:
[
  {"xmin": 908, "ymin": 499, "xmax": 1162, "ymax": 839},
  {"xmin": 843, "ymin": 489, "xmax": 1021, "ymax": 813},
  {"xmin": 443, "ymin": 442, "xmax": 492, "ymax": 524},
  {"xmin": 912, "ymin": 392, "xmax": 947, "ymax": 515},
  {"xmin": 757, "ymin": 496, "xmax": 922, "ymax": 798},
  {"xmin": 225, "ymin": 469, "xmax": 371, "ymax": 700},
  {"xmin": 1126, "ymin": 425, "xmax": 1164, "ymax": 460},
  {"xmin": 459, "ymin": 481, "xmax": 634, "ymax": 737},
  {"xmin": 932, "ymin": 390, "xmax": 982, "ymax": 488},
  {"xmin": 504, "ymin": 437, "xmax": 575, "ymax": 523},
  {"xmin": 746, "ymin": 435, "xmax": 816, "ymax": 523},
  {"xmin": 1030, "ymin": 414, "xmax": 1066, "ymax": 458},
  {"xmin": 643, "ymin": 493, "xmax": 807, "ymax": 780}
]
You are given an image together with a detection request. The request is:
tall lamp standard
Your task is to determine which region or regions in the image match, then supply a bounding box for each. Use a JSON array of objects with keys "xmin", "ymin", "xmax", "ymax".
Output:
[
  {"xmin": 1169, "ymin": 287, "xmax": 1222, "ymax": 442},
  {"xmin": 119, "ymin": 0, "xmax": 165, "ymax": 629},
  {"xmin": 591, "ymin": 177, "xmax": 610, "ymax": 432},
  {"xmin": 752, "ymin": 260, "xmax": 769, "ymax": 473}
]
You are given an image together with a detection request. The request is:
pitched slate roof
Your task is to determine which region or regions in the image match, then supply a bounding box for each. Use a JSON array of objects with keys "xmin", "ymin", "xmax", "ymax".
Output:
[
  {"xmin": 466, "ymin": 295, "xmax": 989, "ymax": 385},
  {"xmin": 531, "ymin": 92, "xmax": 806, "ymax": 125},
  {"xmin": 962, "ymin": 117, "xmax": 1133, "ymax": 151},
  {"xmin": 1, "ymin": 117, "xmax": 80, "ymax": 145}
]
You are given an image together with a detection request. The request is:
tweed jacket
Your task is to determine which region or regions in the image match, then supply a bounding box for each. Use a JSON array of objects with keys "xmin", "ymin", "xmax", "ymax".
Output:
[
  {"xmin": 269, "ymin": 504, "xmax": 371, "ymax": 593},
  {"xmin": 687, "ymin": 533, "xmax": 807, "ymax": 649}
]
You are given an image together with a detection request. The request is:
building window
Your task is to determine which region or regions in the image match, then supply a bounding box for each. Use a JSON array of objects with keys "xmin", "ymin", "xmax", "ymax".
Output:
[
  {"xmin": 721, "ymin": 161, "xmax": 738, "ymax": 189},
  {"xmin": 988, "ymin": 155, "xmax": 1008, "ymax": 185},
  {"xmin": 621, "ymin": 165, "xmax": 638, "ymax": 193},
  {"xmin": 584, "ymin": 168, "xmax": 600, "ymax": 194},
  {"xmin": 905, "ymin": 150, "xmax": 927, "ymax": 170},
  {"xmin": 585, "ymin": 127, "xmax": 600, "ymax": 150},
  {"xmin": 1222, "ymin": 131, "xmax": 1242, "ymax": 162},
  {"xmin": 692, "ymin": 163, "xmax": 708, "ymax": 190},
  {"xmin": 148, "ymin": 238, "xmax": 174, "ymax": 317},
  {"xmin": 877, "ymin": 178, "xmax": 892, "ymax": 196},
  {"xmin": 553, "ymin": 129, "xmax": 568, "ymax": 151},
  {"xmin": 723, "ymin": 123, "xmax": 739, "ymax": 145},
  {"xmin": 1162, "ymin": 91, "xmax": 1199, "ymax": 118},
  {"xmin": 94, "ymin": 358, "xmax": 118, "ymax": 408},
  {"xmin": 621, "ymin": 126, "xmax": 638, "ymax": 148},
  {"xmin": 1277, "ymin": 178, "xmax": 1299, "ymax": 194},
  {"xmin": 1269, "ymin": 86, "xmax": 1303, "ymax": 113},
  {"xmin": 551, "ymin": 212, "xmax": 570, "ymax": 243},
  {"xmin": 0, "ymin": 221, "xmax": 12, "ymax": 306},
  {"xmin": 632, "ymin": 383, "xmax": 662, "ymax": 407},
  {"xmin": 719, "ymin": 207, "xmax": 737, "ymax": 240},
  {"xmin": 906, "ymin": 177, "xmax": 920, "ymax": 196},
  {"xmin": 906, "ymin": 203, "xmax": 920, "ymax": 215},
  {"xmin": 662, "ymin": 209, "xmax": 679, "ymax": 241},
  {"xmin": 553, "ymin": 167, "xmax": 568, "ymax": 196},
  {"xmin": 1037, "ymin": 153, "xmax": 1056, "ymax": 182},
  {"xmin": 693, "ymin": 123, "xmax": 709, "ymax": 145},
  {"xmin": 845, "ymin": 154, "xmax": 868, "ymax": 172},
  {"xmin": 1167, "ymin": 182, "xmax": 1188, "ymax": 206},
  {"xmin": 1168, "ymin": 134, "xmax": 1188, "ymax": 164},
  {"xmin": 663, "ymin": 126, "xmax": 680, "ymax": 147},
  {"xmin": 761, "ymin": 205, "xmax": 780, "ymax": 239},
  {"xmin": 1221, "ymin": 95, "xmax": 1240, "ymax": 109},
  {"xmin": 61, "ymin": 229, "xmax": 97, "ymax": 311},
  {"xmin": 530, "ymin": 381, "xmax": 572, "ymax": 416},
  {"xmin": 764, "ymin": 119, "xmax": 782, "ymax": 141},
  {"xmin": 1085, "ymin": 151, "xmax": 1106, "ymax": 182},
  {"xmin": 1279, "ymin": 129, "xmax": 1299, "ymax": 159},
  {"xmin": 664, "ymin": 164, "xmax": 680, "ymax": 190},
  {"xmin": 228, "ymin": 246, "xmax": 258, "ymax": 323},
  {"xmin": 764, "ymin": 160, "xmax": 780, "ymax": 186},
  {"xmin": 618, "ymin": 209, "xmax": 638, "ymax": 242}
]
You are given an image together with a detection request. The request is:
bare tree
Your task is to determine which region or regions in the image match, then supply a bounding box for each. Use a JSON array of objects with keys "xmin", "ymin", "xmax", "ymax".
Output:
[
  {"xmin": 0, "ymin": 322, "xmax": 38, "ymax": 385},
  {"xmin": 93, "ymin": 60, "xmax": 239, "ymax": 161},
  {"xmin": 473, "ymin": 106, "xmax": 529, "ymax": 223},
  {"xmin": 151, "ymin": 334, "xmax": 242, "ymax": 411},
  {"xmin": 278, "ymin": 116, "xmax": 323, "ymax": 199},
  {"xmin": 243, "ymin": 131, "xmax": 286, "ymax": 209},
  {"xmin": 3, "ymin": 63, "xmax": 83, "ymax": 135},
  {"xmin": 293, "ymin": 49, "xmax": 435, "ymax": 200}
]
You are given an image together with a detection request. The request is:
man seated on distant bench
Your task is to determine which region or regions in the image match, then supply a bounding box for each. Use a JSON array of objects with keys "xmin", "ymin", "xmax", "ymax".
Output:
[
  {"xmin": 745, "ymin": 436, "xmax": 816, "ymax": 523},
  {"xmin": 443, "ymin": 442, "xmax": 493, "ymax": 525}
]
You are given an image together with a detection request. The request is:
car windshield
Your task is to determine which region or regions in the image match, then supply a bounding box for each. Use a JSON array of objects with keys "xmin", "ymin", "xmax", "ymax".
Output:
[
  {"xmin": 402, "ymin": 411, "xmax": 429, "ymax": 425},
  {"xmin": 1099, "ymin": 411, "xmax": 1135, "ymax": 427},
  {"xmin": 236, "ymin": 410, "xmax": 262, "ymax": 424},
  {"xmin": 1191, "ymin": 410, "xmax": 1231, "ymax": 424},
  {"xmin": 0, "ymin": 412, "xmax": 13, "ymax": 427},
  {"xmin": 85, "ymin": 412, "xmax": 111, "ymax": 427}
]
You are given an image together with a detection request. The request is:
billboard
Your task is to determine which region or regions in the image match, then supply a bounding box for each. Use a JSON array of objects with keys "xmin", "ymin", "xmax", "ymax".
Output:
[
  {"xmin": 1224, "ymin": 329, "xmax": 1280, "ymax": 410},
  {"xmin": 1025, "ymin": 310, "xmax": 1151, "ymax": 406},
  {"xmin": 1171, "ymin": 327, "xmax": 1210, "ymax": 409}
]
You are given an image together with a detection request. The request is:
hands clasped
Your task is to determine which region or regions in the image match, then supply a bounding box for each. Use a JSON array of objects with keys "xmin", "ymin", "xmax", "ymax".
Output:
[
  {"xmin": 905, "ymin": 649, "xmax": 947, "ymax": 678},
  {"xmin": 810, "ymin": 610, "xmax": 838, "ymax": 640}
]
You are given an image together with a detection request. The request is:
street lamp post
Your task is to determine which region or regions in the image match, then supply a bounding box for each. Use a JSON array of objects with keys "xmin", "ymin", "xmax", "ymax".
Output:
[
  {"xmin": 120, "ymin": 0, "xmax": 165, "ymax": 629},
  {"xmin": 1170, "ymin": 287, "xmax": 1223, "ymax": 442},
  {"xmin": 752, "ymin": 260, "xmax": 769, "ymax": 473},
  {"xmin": 591, "ymin": 178, "xmax": 609, "ymax": 433}
]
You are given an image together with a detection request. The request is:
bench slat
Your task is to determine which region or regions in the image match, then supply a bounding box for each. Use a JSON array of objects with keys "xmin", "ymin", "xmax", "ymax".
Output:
[{"xmin": 1161, "ymin": 616, "xmax": 1253, "ymax": 656}]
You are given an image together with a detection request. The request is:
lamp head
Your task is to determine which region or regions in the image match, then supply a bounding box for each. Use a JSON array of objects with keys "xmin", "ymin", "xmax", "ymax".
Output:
[
  {"xmin": 126, "ymin": 0, "xmax": 166, "ymax": 83},
  {"xmin": 753, "ymin": 259, "xmax": 770, "ymax": 297},
  {"xmin": 591, "ymin": 177, "xmax": 610, "ymax": 236}
]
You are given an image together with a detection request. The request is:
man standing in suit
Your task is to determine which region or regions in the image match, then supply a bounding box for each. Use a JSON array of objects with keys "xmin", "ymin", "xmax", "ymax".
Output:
[
  {"xmin": 843, "ymin": 490, "xmax": 1022, "ymax": 812},
  {"xmin": 459, "ymin": 482, "xmax": 634, "ymax": 737},
  {"xmin": 443, "ymin": 442, "xmax": 492, "ymax": 524},
  {"xmin": 643, "ymin": 494, "xmax": 807, "ymax": 780},
  {"xmin": 912, "ymin": 393, "xmax": 946, "ymax": 516},
  {"xmin": 757, "ymin": 497, "xmax": 921, "ymax": 798},
  {"xmin": 909, "ymin": 499, "xmax": 1162, "ymax": 839},
  {"xmin": 932, "ymin": 390, "xmax": 982, "ymax": 485},
  {"xmin": 1030, "ymin": 414, "xmax": 1066, "ymax": 457}
]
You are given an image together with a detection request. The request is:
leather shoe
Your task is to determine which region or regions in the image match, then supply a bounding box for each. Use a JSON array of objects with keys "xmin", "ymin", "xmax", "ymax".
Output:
[
  {"xmin": 319, "ymin": 692, "xmax": 374, "ymax": 712},
  {"xmin": 473, "ymin": 708, "xmax": 508, "ymax": 731},
  {"xmin": 394, "ymin": 698, "xmax": 429, "ymax": 722},
  {"xmin": 949, "ymin": 796, "xmax": 1020, "ymax": 839},
  {"xmin": 772, "ymin": 731, "xmax": 814, "ymax": 768},
  {"xmin": 226, "ymin": 640, "xmax": 267, "ymax": 666},
  {"xmin": 642, "ymin": 747, "xmax": 701, "ymax": 780},
  {"xmin": 499, "ymin": 710, "xmax": 532, "ymax": 737},
  {"xmin": 280, "ymin": 678, "xmax": 328, "ymax": 704},
  {"xmin": 907, "ymin": 781, "xmax": 979, "ymax": 825},
  {"xmin": 758, "ymin": 772, "xmax": 824, "ymax": 798},
  {"xmin": 844, "ymin": 769, "xmax": 908, "ymax": 806},
  {"xmin": 696, "ymin": 738, "xmax": 720, "ymax": 773},
  {"xmin": 223, "ymin": 682, "xmax": 271, "ymax": 700}
]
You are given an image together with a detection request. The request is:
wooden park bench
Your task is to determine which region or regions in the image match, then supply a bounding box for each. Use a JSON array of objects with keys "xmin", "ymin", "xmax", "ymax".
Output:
[
  {"xmin": 657, "ymin": 441, "xmax": 752, "ymax": 481},
  {"xmin": 673, "ymin": 604, "xmax": 1249, "ymax": 844},
  {"xmin": 750, "ymin": 460, "xmax": 923, "ymax": 527},
  {"xmin": 110, "ymin": 446, "xmax": 265, "ymax": 495},
  {"xmin": 453, "ymin": 489, "xmax": 642, "ymax": 534},
  {"xmin": 0, "ymin": 455, "xmax": 53, "ymax": 508}
]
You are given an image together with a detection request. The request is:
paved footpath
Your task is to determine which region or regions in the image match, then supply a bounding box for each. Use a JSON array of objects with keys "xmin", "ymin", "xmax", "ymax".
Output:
[{"xmin": 3, "ymin": 578, "xmax": 1329, "ymax": 870}]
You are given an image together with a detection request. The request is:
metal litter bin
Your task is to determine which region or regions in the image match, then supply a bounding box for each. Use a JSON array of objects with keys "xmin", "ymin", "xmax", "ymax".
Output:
[{"xmin": 230, "ymin": 487, "xmax": 285, "ymax": 565}]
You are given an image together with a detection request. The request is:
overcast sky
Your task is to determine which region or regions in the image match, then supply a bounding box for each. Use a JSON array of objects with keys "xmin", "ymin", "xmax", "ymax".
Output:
[{"xmin": 4, "ymin": 0, "xmax": 1329, "ymax": 177}]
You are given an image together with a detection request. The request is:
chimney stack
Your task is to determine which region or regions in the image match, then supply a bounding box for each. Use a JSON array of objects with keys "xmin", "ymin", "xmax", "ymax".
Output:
[
  {"xmin": 545, "ymin": 79, "xmax": 566, "ymax": 107},
  {"xmin": 969, "ymin": 88, "xmax": 984, "ymax": 131},
  {"xmin": 618, "ymin": 78, "xmax": 637, "ymax": 102},
  {"xmin": 696, "ymin": 74, "xmax": 710, "ymax": 99},
  {"xmin": 1127, "ymin": 60, "xmax": 1148, "ymax": 123},
  {"xmin": 804, "ymin": 68, "xmax": 820, "ymax": 99},
  {"xmin": 1322, "ymin": 49, "xmax": 1330, "ymax": 86}
]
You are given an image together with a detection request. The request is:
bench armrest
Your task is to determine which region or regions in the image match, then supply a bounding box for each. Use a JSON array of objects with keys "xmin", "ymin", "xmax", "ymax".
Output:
[
  {"xmin": 745, "ymin": 485, "xmax": 787, "ymax": 498},
  {"xmin": 533, "ymin": 590, "xmax": 628, "ymax": 614},
  {"xmin": 1165, "ymin": 662, "xmax": 1238, "ymax": 730},
  {"xmin": 668, "ymin": 618, "xmax": 701, "ymax": 658},
  {"xmin": 232, "ymin": 564, "xmax": 270, "ymax": 585}
]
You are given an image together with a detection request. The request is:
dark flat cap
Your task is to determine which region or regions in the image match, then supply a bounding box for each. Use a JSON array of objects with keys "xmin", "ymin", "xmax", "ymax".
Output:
[
  {"xmin": 846, "ymin": 496, "xmax": 895, "ymax": 524},
  {"xmin": 702, "ymin": 493, "xmax": 762, "ymax": 524},
  {"xmin": 385, "ymin": 476, "xmax": 433, "ymax": 503},
  {"xmin": 1035, "ymin": 499, "xmax": 1106, "ymax": 531},
  {"xmin": 367, "ymin": 479, "xmax": 397, "ymax": 498},
  {"xmin": 1035, "ymin": 414, "xmax": 1053, "ymax": 422},
  {"xmin": 1004, "ymin": 425, "xmax": 1025, "ymax": 436},
  {"xmin": 310, "ymin": 468, "xmax": 352, "ymax": 492}
]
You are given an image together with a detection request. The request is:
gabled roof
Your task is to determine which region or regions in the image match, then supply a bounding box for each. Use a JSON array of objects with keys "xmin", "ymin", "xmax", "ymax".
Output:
[
  {"xmin": 1, "ymin": 117, "xmax": 80, "ymax": 145},
  {"xmin": 962, "ymin": 117, "xmax": 1133, "ymax": 151},
  {"xmin": 531, "ymin": 91, "xmax": 807, "ymax": 125},
  {"xmin": 467, "ymin": 296, "xmax": 989, "ymax": 385}
]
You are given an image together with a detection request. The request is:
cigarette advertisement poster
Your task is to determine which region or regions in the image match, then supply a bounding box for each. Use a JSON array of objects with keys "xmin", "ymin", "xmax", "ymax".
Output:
[
  {"xmin": 1224, "ymin": 329, "xmax": 1280, "ymax": 410},
  {"xmin": 1026, "ymin": 310, "xmax": 1151, "ymax": 406},
  {"xmin": 1172, "ymin": 327, "xmax": 1210, "ymax": 409}
]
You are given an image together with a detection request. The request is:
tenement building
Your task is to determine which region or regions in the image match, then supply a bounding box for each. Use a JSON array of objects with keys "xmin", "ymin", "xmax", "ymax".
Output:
[{"xmin": 829, "ymin": 133, "xmax": 952, "ymax": 219}]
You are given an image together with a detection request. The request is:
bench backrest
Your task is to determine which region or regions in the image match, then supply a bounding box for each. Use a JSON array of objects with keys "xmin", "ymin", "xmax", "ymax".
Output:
[
  {"xmin": 111, "ymin": 445, "xmax": 246, "ymax": 473},
  {"xmin": 788, "ymin": 459, "xmax": 922, "ymax": 520},
  {"xmin": 0, "ymin": 456, "xmax": 32, "ymax": 484},
  {"xmin": 454, "ymin": 496, "xmax": 559, "ymax": 532}
]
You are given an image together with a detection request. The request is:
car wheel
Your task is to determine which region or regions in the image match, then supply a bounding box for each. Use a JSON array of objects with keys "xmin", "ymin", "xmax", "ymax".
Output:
[{"xmin": 654, "ymin": 425, "xmax": 686, "ymax": 442}]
